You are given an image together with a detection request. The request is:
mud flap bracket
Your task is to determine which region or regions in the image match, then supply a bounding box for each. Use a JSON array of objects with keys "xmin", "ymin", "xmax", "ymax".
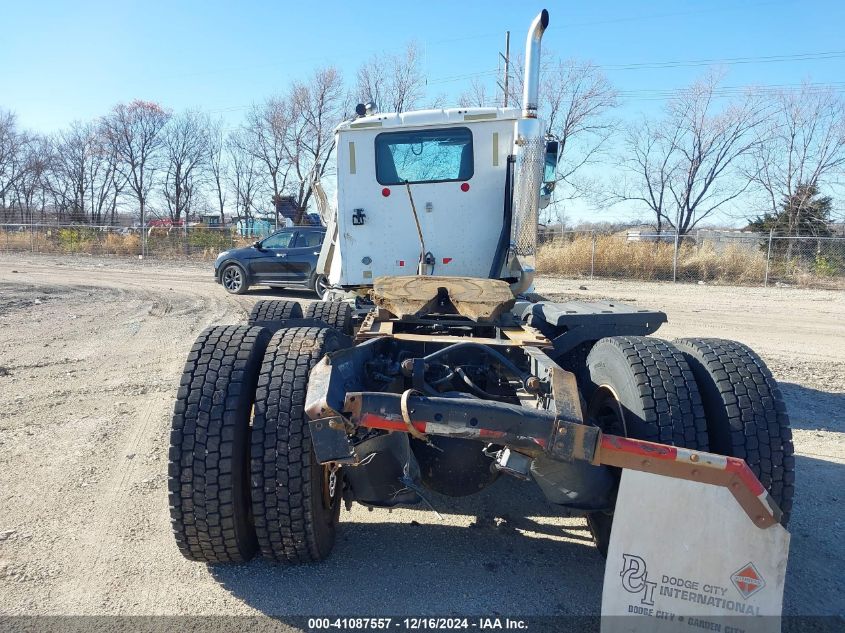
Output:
[{"xmin": 309, "ymin": 417, "xmax": 357, "ymax": 465}]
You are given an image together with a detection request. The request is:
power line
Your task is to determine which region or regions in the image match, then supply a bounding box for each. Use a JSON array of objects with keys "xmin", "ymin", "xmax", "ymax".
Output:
[
  {"xmin": 602, "ymin": 50, "xmax": 845, "ymax": 71},
  {"xmin": 427, "ymin": 49, "xmax": 845, "ymax": 85},
  {"xmin": 427, "ymin": 0, "xmax": 794, "ymax": 45},
  {"xmin": 555, "ymin": 0, "xmax": 792, "ymax": 29},
  {"xmin": 205, "ymin": 80, "xmax": 845, "ymax": 118},
  {"xmin": 616, "ymin": 81, "xmax": 845, "ymax": 101},
  {"xmin": 428, "ymin": 69, "xmax": 500, "ymax": 85}
]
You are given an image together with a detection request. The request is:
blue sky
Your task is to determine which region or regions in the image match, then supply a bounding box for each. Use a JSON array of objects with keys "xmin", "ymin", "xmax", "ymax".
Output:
[{"xmin": 2, "ymin": 0, "xmax": 843, "ymax": 223}]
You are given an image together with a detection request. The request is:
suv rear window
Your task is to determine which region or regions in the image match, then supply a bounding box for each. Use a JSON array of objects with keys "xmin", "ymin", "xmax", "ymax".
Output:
[
  {"xmin": 296, "ymin": 231, "xmax": 324, "ymax": 248},
  {"xmin": 375, "ymin": 127, "xmax": 473, "ymax": 185}
]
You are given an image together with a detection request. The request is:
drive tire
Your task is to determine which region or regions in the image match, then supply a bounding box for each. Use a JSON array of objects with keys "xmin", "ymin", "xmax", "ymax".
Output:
[
  {"xmin": 674, "ymin": 338, "xmax": 794, "ymax": 525},
  {"xmin": 221, "ymin": 263, "xmax": 249, "ymax": 295},
  {"xmin": 304, "ymin": 301, "xmax": 353, "ymax": 336},
  {"xmin": 584, "ymin": 336, "xmax": 708, "ymax": 556},
  {"xmin": 168, "ymin": 325, "xmax": 271, "ymax": 563},
  {"xmin": 250, "ymin": 326, "xmax": 346, "ymax": 563},
  {"xmin": 248, "ymin": 300, "xmax": 304, "ymax": 331}
]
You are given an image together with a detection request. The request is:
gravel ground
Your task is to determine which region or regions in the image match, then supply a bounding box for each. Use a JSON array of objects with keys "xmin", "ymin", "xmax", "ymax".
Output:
[{"xmin": 0, "ymin": 254, "xmax": 842, "ymax": 623}]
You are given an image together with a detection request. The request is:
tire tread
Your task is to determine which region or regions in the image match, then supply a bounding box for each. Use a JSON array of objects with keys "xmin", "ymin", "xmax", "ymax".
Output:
[
  {"xmin": 588, "ymin": 336, "xmax": 709, "ymax": 449},
  {"xmin": 248, "ymin": 300, "xmax": 303, "ymax": 326},
  {"xmin": 675, "ymin": 338, "xmax": 794, "ymax": 524},
  {"xmin": 168, "ymin": 325, "xmax": 270, "ymax": 562},
  {"xmin": 251, "ymin": 326, "xmax": 341, "ymax": 563},
  {"xmin": 304, "ymin": 301, "xmax": 353, "ymax": 336}
]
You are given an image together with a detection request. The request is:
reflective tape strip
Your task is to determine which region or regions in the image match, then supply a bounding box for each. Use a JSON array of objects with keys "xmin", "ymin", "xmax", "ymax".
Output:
[
  {"xmin": 359, "ymin": 412, "xmax": 426, "ymax": 434},
  {"xmin": 597, "ymin": 434, "xmax": 781, "ymax": 529},
  {"xmin": 359, "ymin": 415, "xmax": 508, "ymax": 443},
  {"xmin": 675, "ymin": 446, "xmax": 728, "ymax": 469}
]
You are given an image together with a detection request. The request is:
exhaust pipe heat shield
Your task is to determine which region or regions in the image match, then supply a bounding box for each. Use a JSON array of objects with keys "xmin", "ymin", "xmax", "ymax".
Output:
[
  {"xmin": 510, "ymin": 118, "xmax": 545, "ymax": 273},
  {"xmin": 509, "ymin": 10, "xmax": 549, "ymax": 275}
]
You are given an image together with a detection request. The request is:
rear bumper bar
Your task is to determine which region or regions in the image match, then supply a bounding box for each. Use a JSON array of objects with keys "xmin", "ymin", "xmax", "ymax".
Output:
[{"xmin": 311, "ymin": 390, "xmax": 782, "ymax": 529}]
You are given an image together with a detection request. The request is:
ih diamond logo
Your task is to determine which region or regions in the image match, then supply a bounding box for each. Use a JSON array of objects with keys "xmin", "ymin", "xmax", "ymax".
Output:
[{"xmin": 731, "ymin": 562, "xmax": 766, "ymax": 599}]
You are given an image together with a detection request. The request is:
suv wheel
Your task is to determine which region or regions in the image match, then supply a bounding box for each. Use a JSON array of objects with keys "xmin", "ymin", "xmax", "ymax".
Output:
[
  {"xmin": 312, "ymin": 274, "xmax": 329, "ymax": 300},
  {"xmin": 221, "ymin": 264, "xmax": 248, "ymax": 294}
]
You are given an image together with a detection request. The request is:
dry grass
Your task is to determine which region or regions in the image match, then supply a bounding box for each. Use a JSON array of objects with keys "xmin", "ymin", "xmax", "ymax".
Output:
[
  {"xmin": 103, "ymin": 232, "xmax": 140, "ymax": 256},
  {"xmin": 0, "ymin": 228, "xmax": 249, "ymax": 260},
  {"xmin": 680, "ymin": 242, "xmax": 767, "ymax": 283},
  {"xmin": 537, "ymin": 235, "xmax": 769, "ymax": 284},
  {"xmin": 0, "ymin": 229, "xmax": 52, "ymax": 252},
  {"xmin": 3, "ymin": 229, "xmax": 842, "ymax": 288}
]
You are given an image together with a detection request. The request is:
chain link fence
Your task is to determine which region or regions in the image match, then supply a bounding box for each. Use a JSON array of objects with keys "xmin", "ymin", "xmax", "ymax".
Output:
[
  {"xmin": 537, "ymin": 228, "xmax": 845, "ymax": 288},
  {"xmin": 2, "ymin": 223, "xmax": 844, "ymax": 288},
  {"xmin": 0, "ymin": 223, "xmax": 264, "ymax": 260}
]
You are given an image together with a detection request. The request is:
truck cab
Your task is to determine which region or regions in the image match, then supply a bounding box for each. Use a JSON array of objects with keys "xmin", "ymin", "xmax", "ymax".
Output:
[
  {"xmin": 327, "ymin": 107, "xmax": 520, "ymax": 289},
  {"xmin": 316, "ymin": 8, "xmax": 554, "ymax": 300}
]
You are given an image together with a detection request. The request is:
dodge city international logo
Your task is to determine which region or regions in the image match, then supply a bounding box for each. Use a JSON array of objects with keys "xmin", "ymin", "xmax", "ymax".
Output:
[
  {"xmin": 731, "ymin": 562, "xmax": 766, "ymax": 599},
  {"xmin": 620, "ymin": 554, "xmax": 656, "ymax": 606}
]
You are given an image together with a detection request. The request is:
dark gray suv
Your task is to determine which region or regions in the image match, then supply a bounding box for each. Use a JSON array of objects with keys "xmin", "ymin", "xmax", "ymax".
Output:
[{"xmin": 214, "ymin": 226, "xmax": 328, "ymax": 297}]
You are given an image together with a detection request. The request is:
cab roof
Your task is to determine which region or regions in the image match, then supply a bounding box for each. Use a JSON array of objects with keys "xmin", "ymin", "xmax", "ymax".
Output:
[{"xmin": 336, "ymin": 107, "xmax": 521, "ymax": 132}]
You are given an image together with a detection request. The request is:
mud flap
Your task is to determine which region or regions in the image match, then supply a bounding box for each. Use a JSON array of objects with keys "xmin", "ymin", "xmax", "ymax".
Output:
[{"xmin": 601, "ymin": 470, "xmax": 789, "ymax": 633}]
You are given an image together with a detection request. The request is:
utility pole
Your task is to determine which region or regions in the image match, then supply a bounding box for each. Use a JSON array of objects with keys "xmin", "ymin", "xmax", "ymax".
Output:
[{"xmin": 498, "ymin": 31, "xmax": 510, "ymax": 107}]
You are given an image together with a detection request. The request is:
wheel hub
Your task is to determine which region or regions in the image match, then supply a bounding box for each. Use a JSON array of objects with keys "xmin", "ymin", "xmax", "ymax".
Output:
[{"xmin": 223, "ymin": 267, "xmax": 242, "ymax": 291}]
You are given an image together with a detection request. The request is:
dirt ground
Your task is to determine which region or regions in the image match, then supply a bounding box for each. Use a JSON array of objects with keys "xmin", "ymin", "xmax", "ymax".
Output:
[{"xmin": 0, "ymin": 254, "xmax": 842, "ymax": 622}]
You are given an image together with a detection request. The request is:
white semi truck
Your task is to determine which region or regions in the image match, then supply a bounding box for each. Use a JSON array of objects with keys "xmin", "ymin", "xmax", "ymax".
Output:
[
  {"xmin": 318, "ymin": 11, "xmax": 552, "ymax": 297},
  {"xmin": 169, "ymin": 10, "xmax": 792, "ymax": 630}
]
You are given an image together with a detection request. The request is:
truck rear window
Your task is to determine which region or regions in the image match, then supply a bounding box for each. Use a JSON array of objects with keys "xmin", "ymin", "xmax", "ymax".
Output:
[{"xmin": 375, "ymin": 127, "xmax": 473, "ymax": 185}]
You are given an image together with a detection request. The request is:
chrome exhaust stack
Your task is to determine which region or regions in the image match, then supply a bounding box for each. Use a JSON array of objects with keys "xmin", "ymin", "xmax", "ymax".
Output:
[
  {"xmin": 508, "ymin": 9, "xmax": 549, "ymax": 290},
  {"xmin": 521, "ymin": 9, "xmax": 549, "ymax": 119}
]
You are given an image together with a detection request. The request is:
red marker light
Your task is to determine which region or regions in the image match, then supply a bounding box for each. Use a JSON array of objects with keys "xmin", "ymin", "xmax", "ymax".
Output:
[
  {"xmin": 398, "ymin": 260, "xmax": 405, "ymax": 267},
  {"xmin": 442, "ymin": 257, "xmax": 452, "ymax": 264},
  {"xmin": 382, "ymin": 188, "xmax": 391, "ymax": 197},
  {"xmin": 460, "ymin": 182, "xmax": 470, "ymax": 192}
]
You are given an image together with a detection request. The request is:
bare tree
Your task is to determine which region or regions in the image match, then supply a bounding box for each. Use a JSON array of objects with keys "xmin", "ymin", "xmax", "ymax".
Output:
[
  {"xmin": 0, "ymin": 110, "xmax": 28, "ymax": 219},
  {"xmin": 46, "ymin": 122, "xmax": 125, "ymax": 225},
  {"xmin": 162, "ymin": 110, "xmax": 209, "ymax": 222},
  {"xmin": 227, "ymin": 132, "xmax": 259, "ymax": 222},
  {"xmin": 11, "ymin": 134, "xmax": 51, "ymax": 222},
  {"xmin": 428, "ymin": 93, "xmax": 448, "ymax": 109},
  {"xmin": 239, "ymin": 98, "xmax": 292, "ymax": 225},
  {"xmin": 356, "ymin": 42, "xmax": 425, "ymax": 113},
  {"xmin": 458, "ymin": 79, "xmax": 494, "ymax": 108},
  {"xmin": 103, "ymin": 100, "xmax": 171, "ymax": 228},
  {"xmin": 207, "ymin": 119, "xmax": 229, "ymax": 225},
  {"xmin": 48, "ymin": 122, "xmax": 98, "ymax": 222},
  {"xmin": 286, "ymin": 66, "xmax": 345, "ymax": 221},
  {"xmin": 749, "ymin": 84, "xmax": 845, "ymax": 241},
  {"xmin": 509, "ymin": 56, "xmax": 618, "ymax": 203},
  {"xmin": 88, "ymin": 125, "xmax": 125, "ymax": 225},
  {"xmin": 611, "ymin": 116, "xmax": 685, "ymax": 234},
  {"xmin": 610, "ymin": 73, "xmax": 766, "ymax": 237}
]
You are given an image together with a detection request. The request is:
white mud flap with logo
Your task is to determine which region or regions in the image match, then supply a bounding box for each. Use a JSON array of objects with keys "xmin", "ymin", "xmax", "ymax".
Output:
[{"xmin": 601, "ymin": 470, "xmax": 790, "ymax": 633}]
